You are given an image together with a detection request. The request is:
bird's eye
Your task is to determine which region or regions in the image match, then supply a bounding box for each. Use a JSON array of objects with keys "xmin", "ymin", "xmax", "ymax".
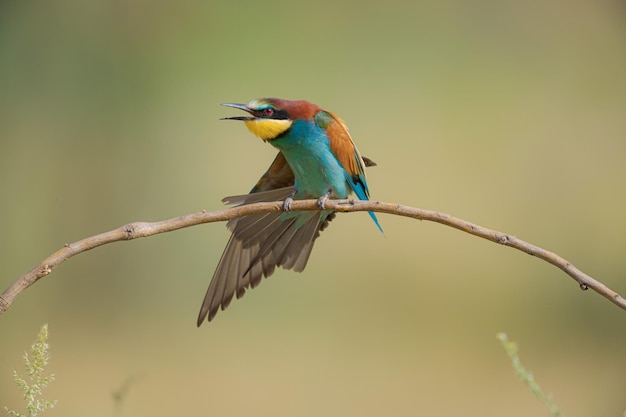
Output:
[{"xmin": 262, "ymin": 107, "xmax": 274, "ymax": 117}]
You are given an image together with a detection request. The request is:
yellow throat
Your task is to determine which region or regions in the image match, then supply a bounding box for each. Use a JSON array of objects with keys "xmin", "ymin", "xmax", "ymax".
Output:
[{"xmin": 244, "ymin": 119, "xmax": 292, "ymax": 140}]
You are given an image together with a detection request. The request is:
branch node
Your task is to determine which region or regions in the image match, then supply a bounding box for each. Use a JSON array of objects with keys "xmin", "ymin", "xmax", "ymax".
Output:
[
  {"xmin": 124, "ymin": 224, "xmax": 136, "ymax": 240},
  {"xmin": 579, "ymin": 283, "xmax": 589, "ymax": 291}
]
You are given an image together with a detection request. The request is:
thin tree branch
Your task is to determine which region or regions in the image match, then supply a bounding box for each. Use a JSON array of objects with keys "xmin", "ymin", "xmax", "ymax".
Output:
[{"xmin": 1, "ymin": 200, "xmax": 624, "ymax": 316}]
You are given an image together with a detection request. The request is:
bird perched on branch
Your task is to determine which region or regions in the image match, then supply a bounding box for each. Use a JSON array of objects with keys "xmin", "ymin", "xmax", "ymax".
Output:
[{"xmin": 197, "ymin": 98, "xmax": 381, "ymax": 325}]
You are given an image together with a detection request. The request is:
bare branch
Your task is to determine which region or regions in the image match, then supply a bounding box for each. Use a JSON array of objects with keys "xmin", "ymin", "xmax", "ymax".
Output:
[{"xmin": 1, "ymin": 200, "xmax": 624, "ymax": 316}]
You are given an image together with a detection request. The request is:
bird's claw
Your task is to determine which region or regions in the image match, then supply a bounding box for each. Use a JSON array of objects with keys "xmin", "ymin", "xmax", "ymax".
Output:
[
  {"xmin": 282, "ymin": 188, "xmax": 298, "ymax": 211},
  {"xmin": 282, "ymin": 196, "xmax": 293, "ymax": 212},
  {"xmin": 317, "ymin": 191, "xmax": 331, "ymax": 210}
]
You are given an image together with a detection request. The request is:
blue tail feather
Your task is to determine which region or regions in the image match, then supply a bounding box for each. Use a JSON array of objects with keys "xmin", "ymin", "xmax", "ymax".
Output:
[{"xmin": 351, "ymin": 179, "xmax": 383, "ymax": 234}]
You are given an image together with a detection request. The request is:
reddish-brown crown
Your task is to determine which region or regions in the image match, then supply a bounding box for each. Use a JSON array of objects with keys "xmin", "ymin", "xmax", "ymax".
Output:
[{"xmin": 260, "ymin": 98, "xmax": 323, "ymax": 120}]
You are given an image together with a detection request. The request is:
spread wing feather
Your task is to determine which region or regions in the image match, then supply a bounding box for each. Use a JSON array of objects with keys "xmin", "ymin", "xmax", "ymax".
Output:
[
  {"xmin": 198, "ymin": 146, "xmax": 378, "ymax": 325},
  {"xmin": 197, "ymin": 182, "xmax": 333, "ymax": 325}
]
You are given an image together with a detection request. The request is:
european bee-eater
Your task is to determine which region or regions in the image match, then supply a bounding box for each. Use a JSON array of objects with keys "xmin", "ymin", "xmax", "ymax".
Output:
[{"xmin": 197, "ymin": 98, "xmax": 381, "ymax": 325}]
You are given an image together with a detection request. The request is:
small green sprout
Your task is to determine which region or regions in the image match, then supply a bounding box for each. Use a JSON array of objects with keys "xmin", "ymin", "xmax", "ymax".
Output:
[
  {"xmin": 497, "ymin": 332, "xmax": 565, "ymax": 417},
  {"xmin": 5, "ymin": 324, "xmax": 58, "ymax": 417}
]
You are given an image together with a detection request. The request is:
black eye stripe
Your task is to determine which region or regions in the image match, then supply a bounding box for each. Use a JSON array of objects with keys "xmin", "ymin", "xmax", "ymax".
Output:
[
  {"xmin": 272, "ymin": 109, "xmax": 290, "ymax": 120},
  {"xmin": 254, "ymin": 108, "xmax": 290, "ymax": 120}
]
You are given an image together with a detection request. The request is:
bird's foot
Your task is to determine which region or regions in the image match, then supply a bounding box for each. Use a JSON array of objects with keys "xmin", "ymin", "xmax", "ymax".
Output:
[
  {"xmin": 282, "ymin": 196, "xmax": 293, "ymax": 211},
  {"xmin": 317, "ymin": 191, "xmax": 331, "ymax": 210},
  {"xmin": 282, "ymin": 189, "xmax": 297, "ymax": 212}
]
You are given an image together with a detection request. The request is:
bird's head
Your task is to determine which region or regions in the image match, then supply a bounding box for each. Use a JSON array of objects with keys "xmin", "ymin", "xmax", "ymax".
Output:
[{"xmin": 221, "ymin": 98, "xmax": 321, "ymax": 140}]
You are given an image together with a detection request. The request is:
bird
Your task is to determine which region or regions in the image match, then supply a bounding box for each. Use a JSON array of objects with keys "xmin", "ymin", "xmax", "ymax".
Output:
[{"xmin": 197, "ymin": 98, "xmax": 381, "ymax": 325}]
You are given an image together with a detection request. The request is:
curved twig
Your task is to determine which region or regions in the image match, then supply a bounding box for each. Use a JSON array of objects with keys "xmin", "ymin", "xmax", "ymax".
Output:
[{"xmin": 1, "ymin": 200, "xmax": 624, "ymax": 315}]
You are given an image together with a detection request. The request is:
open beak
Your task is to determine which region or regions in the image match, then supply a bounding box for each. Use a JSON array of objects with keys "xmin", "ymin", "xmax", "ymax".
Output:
[{"xmin": 221, "ymin": 103, "xmax": 255, "ymax": 120}]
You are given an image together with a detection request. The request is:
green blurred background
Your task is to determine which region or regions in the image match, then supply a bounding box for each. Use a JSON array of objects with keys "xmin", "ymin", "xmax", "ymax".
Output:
[{"xmin": 1, "ymin": 0, "xmax": 625, "ymax": 415}]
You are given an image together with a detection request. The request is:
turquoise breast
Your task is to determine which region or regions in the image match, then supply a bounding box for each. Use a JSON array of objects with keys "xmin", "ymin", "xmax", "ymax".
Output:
[{"xmin": 269, "ymin": 119, "xmax": 350, "ymax": 199}]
